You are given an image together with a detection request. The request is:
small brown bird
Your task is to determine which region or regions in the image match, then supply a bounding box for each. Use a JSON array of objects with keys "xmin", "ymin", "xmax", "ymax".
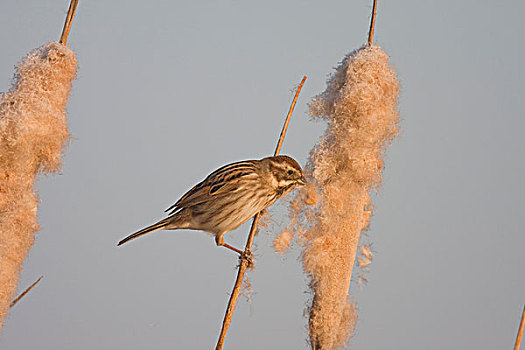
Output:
[{"xmin": 118, "ymin": 155, "xmax": 305, "ymax": 255}]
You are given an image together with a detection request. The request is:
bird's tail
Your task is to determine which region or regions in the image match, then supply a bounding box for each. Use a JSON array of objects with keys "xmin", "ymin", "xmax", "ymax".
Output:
[{"xmin": 117, "ymin": 218, "xmax": 172, "ymax": 246}]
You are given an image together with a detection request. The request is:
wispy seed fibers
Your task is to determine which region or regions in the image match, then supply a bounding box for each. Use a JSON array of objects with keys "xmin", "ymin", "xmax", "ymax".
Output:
[
  {"xmin": 0, "ymin": 42, "xmax": 77, "ymax": 329},
  {"xmin": 277, "ymin": 45, "xmax": 400, "ymax": 349}
]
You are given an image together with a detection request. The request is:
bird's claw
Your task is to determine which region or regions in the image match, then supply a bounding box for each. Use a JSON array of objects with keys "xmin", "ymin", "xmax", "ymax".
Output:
[{"xmin": 239, "ymin": 250, "xmax": 254, "ymax": 268}]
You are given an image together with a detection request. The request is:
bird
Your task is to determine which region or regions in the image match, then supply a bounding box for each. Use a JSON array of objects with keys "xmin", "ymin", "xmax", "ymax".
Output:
[{"xmin": 117, "ymin": 155, "xmax": 305, "ymax": 256}]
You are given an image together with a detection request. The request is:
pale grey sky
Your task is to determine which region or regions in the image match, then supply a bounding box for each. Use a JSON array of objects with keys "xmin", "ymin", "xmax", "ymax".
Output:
[{"xmin": 1, "ymin": 0, "xmax": 524, "ymax": 349}]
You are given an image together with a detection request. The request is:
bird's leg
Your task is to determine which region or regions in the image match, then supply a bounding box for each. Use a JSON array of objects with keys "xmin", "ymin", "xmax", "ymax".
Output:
[
  {"xmin": 215, "ymin": 233, "xmax": 243, "ymax": 254},
  {"xmin": 215, "ymin": 234, "xmax": 254, "ymax": 265},
  {"xmin": 220, "ymin": 242, "xmax": 244, "ymax": 255}
]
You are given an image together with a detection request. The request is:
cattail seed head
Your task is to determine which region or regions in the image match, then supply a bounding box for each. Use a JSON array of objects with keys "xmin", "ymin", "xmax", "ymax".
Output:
[
  {"xmin": 279, "ymin": 45, "xmax": 400, "ymax": 349},
  {"xmin": 0, "ymin": 42, "xmax": 77, "ymax": 330}
]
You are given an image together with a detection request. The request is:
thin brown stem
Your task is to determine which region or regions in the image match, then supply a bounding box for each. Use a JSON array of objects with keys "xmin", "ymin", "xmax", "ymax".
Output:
[
  {"xmin": 274, "ymin": 76, "xmax": 307, "ymax": 155},
  {"xmin": 215, "ymin": 76, "xmax": 307, "ymax": 350},
  {"xmin": 367, "ymin": 0, "xmax": 378, "ymax": 46},
  {"xmin": 9, "ymin": 276, "xmax": 43, "ymax": 309},
  {"xmin": 515, "ymin": 304, "xmax": 525, "ymax": 350},
  {"xmin": 59, "ymin": 0, "xmax": 79, "ymax": 45}
]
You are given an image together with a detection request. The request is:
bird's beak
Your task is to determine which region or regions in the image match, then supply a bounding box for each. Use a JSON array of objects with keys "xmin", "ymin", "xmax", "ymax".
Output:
[{"xmin": 297, "ymin": 176, "xmax": 306, "ymax": 186}]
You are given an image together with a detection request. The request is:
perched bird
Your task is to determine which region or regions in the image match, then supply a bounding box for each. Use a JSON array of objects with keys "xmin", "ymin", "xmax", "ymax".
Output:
[{"xmin": 118, "ymin": 155, "xmax": 305, "ymax": 255}]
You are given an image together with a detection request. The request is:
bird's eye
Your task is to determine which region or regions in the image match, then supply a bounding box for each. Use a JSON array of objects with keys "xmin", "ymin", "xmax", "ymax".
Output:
[{"xmin": 287, "ymin": 170, "xmax": 294, "ymax": 175}]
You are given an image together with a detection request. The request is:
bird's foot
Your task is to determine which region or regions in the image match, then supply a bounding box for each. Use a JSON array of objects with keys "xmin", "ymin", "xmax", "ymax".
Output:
[
  {"xmin": 240, "ymin": 250, "xmax": 254, "ymax": 268},
  {"xmin": 218, "ymin": 240, "xmax": 254, "ymax": 267}
]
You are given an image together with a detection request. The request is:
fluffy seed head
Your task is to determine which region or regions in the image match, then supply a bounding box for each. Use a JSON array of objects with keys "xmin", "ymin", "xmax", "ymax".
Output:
[
  {"xmin": 0, "ymin": 42, "xmax": 77, "ymax": 330},
  {"xmin": 278, "ymin": 45, "xmax": 400, "ymax": 349}
]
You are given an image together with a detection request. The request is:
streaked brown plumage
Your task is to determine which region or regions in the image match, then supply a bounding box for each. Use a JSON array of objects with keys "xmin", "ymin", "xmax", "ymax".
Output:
[{"xmin": 118, "ymin": 155, "xmax": 305, "ymax": 255}]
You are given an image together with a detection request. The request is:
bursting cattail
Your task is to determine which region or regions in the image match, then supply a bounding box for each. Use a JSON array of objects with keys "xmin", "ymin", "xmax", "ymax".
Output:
[
  {"xmin": 0, "ymin": 42, "xmax": 77, "ymax": 329},
  {"xmin": 280, "ymin": 45, "xmax": 400, "ymax": 349}
]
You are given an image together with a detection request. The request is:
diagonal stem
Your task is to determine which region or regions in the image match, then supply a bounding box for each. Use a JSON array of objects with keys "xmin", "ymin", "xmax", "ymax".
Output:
[
  {"xmin": 215, "ymin": 75, "xmax": 307, "ymax": 350},
  {"xmin": 10, "ymin": 276, "xmax": 43, "ymax": 309}
]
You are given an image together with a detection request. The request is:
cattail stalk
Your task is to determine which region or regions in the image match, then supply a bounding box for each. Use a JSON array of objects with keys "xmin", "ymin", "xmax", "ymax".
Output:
[
  {"xmin": 0, "ymin": 1, "xmax": 78, "ymax": 330},
  {"xmin": 367, "ymin": 0, "xmax": 378, "ymax": 46},
  {"xmin": 215, "ymin": 76, "xmax": 307, "ymax": 350},
  {"xmin": 59, "ymin": 0, "xmax": 79, "ymax": 45}
]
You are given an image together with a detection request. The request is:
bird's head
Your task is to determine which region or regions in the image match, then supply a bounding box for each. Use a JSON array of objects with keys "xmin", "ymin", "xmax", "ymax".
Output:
[{"xmin": 262, "ymin": 155, "xmax": 306, "ymax": 192}]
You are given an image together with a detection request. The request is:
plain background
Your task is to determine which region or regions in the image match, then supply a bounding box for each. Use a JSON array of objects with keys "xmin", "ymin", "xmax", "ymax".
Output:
[{"xmin": 1, "ymin": 0, "xmax": 524, "ymax": 349}]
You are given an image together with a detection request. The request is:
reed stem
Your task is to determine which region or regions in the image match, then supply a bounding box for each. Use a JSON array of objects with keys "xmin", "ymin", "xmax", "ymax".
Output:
[{"xmin": 215, "ymin": 76, "xmax": 307, "ymax": 350}]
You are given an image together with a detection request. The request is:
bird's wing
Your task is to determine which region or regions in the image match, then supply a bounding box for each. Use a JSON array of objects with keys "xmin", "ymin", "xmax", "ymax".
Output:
[{"xmin": 165, "ymin": 160, "xmax": 258, "ymax": 214}]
